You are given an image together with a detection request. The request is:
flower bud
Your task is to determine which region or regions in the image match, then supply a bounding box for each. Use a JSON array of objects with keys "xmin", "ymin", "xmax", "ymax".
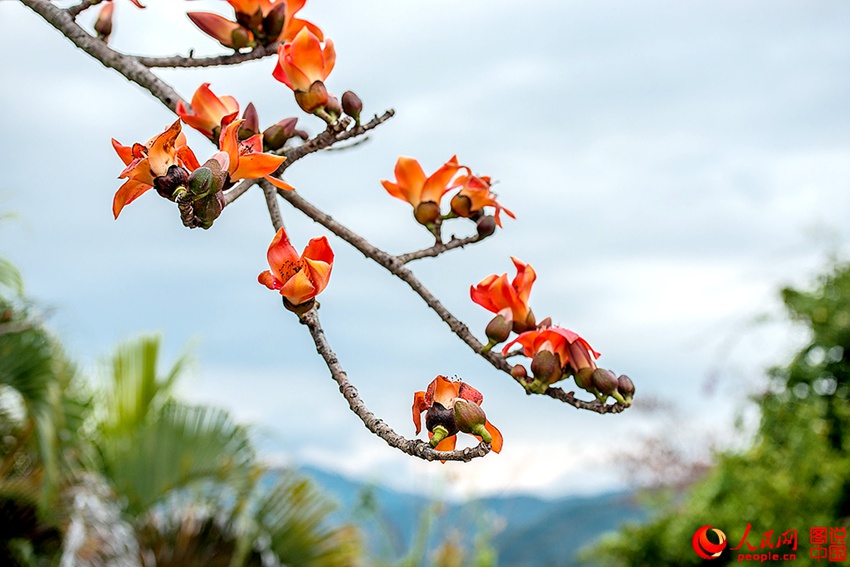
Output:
[
  {"xmin": 94, "ymin": 1, "xmax": 114, "ymax": 42},
  {"xmin": 425, "ymin": 402, "xmax": 458, "ymax": 438},
  {"xmin": 531, "ymin": 349, "xmax": 560, "ymax": 386},
  {"xmin": 186, "ymin": 167, "xmax": 213, "ymax": 197},
  {"xmin": 574, "ymin": 367, "xmax": 595, "ymax": 392},
  {"xmin": 263, "ymin": 117, "xmax": 299, "ymax": 151},
  {"xmin": 617, "ymin": 374, "xmax": 635, "ymax": 406},
  {"xmin": 485, "ymin": 313, "xmax": 512, "ymax": 345},
  {"xmin": 450, "ymin": 193, "xmax": 472, "ymax": 218},
  {"xmin": 537, "ymin": 317, "xmax": 552, "ymax": 330},
  {"xmin": 512, "ymin": 309, "xmax": 536, "ymax": 335},
  {"xmin": 239, "ymin": 103, "xmax": 260, "ymax": 139},
  {"xmin": 510, "ymin": 364, "xmax": 528, "ymax": 381},
  {"xmin": 193, "ymin": 191, "xmax": 224, "ymax": 229},
  {"xmin": 476, "ymin": 215, "xmax": 497, "ymax": 238},
  {"xmin": 294, "ymin": 80, "xmax": 329, "ymax": 114},
  {"xmin": 153, "ymin": 165, "xmax": 189, "ymax": 200},
  {"xmin": 235, "ymin": 7, "xmax": 263, "ymax": 33},
  {"xmin": 341, "ymin": 91, "xmax": 363, "ymax": 124},
  {"xmin": 262, "ymin": 2, "xmax": 287, "ymax": 41},
  {"xmin": 414, "ymin": 201, "xmax": 441, "ymax": 226},
  {"xmin": 591, "ymin": 368, "xmax": 618, "ymax": 397},
  {"xmin": 231, "ymin": 26, "xmax": 253, "ymax": 50},
  {"xmin": 453, "ymin": 399, "xmax": 491, "ymax": 443},
  {"xmin": 325, "ymin": 94, "xmax": 342, "ymax": 121}
]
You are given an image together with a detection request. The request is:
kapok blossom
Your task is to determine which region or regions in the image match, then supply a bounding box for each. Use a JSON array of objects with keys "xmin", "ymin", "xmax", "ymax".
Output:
[
  {"xmin": 412, "ymin": 376, "xmax": 503, "ymax": 454},
  {"xmin": 218, "ymin": 120, "xmax": 293, "ymax": 190},
  {"xmin": 381, "ymin": 156, "xmax": 461, "ymax": 226},
  {"xmin": 112, "ymin": 120, "xmax": 200, "ymax": 218},
  {"xmin": 470, "ymin": 257, "xmax": 537, "ymax": 333},
  {"xmin": 258, "ymin": 225, "xmax": 334, "ymax": 308},
  {"xmin": 272, "ymin": 27, "xmax": 335, "ymax": 113},
  {"xmin": 502, "ymin": 326, "xmax": 600, "ymax": 373},
  {"xmin": 450, "ymin": 171, "xmax": 515, "ymax": 228},
  {"xmin": 188, "ymin": 0, "xmax": 322, "ymax": 48},
  {"xmin": 176, "ymin": 83, "xmax": 240, "ymax": 139}
]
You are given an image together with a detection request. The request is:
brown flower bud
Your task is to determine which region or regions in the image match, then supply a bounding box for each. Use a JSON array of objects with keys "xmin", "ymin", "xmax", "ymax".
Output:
[
  {"xmin": 450, "ymin": 193, "xmax": 472, "ymax": 218},
  {"xmin": 574, "ymin": 367, "xmax": 595, "ymax": 392},
  {"xmin": 294, "ymin": 81, "xmax": 329, "ymax": 114},
  {"xmin": 414, "ymin": 201, "xmax": 441, "ymax": 226},
  {"xmin": 94, "ymin": 1, "xmax": 114, "ymax": 42},
  {"xmin": 325, "ymin": 94, "xmax": 342, "ymax": 121},
  {"xmin": 512, "ymin": 309, "xmax": 536, "ymax": 335},
  {"xmin": 591, "ymin": 368, "xmax": 618, "ymax": 396},
  {"xmin": 617, "ymin": 374, "xmax": 635, "ymax": 406},
  {"xmin": 341, "ymin": 91, "xmax": 363, "ymax": 124},
  {"xmin": 230, "ymin": 26, "xmax": 253, "ymax": 50},
  {"xmin": 485, "ymin": 313, "xmax": 512, "ymax": 345},
  {"xmin": 239, "ymin": 103, "xmax": 260, "ymax": 139},
  {"xmin": 511, "ymin": 364, "xmax": 528, "ymax": 381},
  {"xmin": 153, "ymin": 165, "xmax": 189, "ymax": 201},
  {"xmin": 193, "ymin": 191, "xmax": 224, "ymax": 230},
  {"xmin": 425, "ymin": 402, "xmax": 458, "ymax": 437},
  {"xmin": 531, "ymin": 350, "xmax": 560, "ymax": 386},
  {"xmin": 262, "ymin": 2, "xmax": 287, "ymax": 42},
  {"xmin": 453, "ymin": 399, "xmax": 491, "ymax": 443},
  {"xmin": 476, "ymin": 215, "xmax": 497, "ymax": 238},
  {"xmin": 235, "ymin": 7, "xmax": 263, "ymax": 32},
  {"xmin": 263, "ymin": 117, "xmax": 299, "ymax": 151}
]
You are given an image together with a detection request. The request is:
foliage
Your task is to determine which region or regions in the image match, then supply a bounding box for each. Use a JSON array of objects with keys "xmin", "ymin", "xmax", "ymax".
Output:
[
  {"xmin": 0, "ymin": 258, "xmax": 361, "ymax": 566},
  {"xmin": 589, "ymin": 263, "xmax": 850, "ymax": 566}
]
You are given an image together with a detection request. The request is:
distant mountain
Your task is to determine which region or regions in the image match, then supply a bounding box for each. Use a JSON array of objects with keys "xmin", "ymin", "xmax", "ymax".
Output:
[{"xmin": 292, "ymin": 465, "xmax": 647, "ymax": 566}]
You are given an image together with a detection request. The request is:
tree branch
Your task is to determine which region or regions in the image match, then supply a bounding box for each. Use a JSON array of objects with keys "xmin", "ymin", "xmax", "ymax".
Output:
[
  {"xmin": 262, "ymin": 183, "xmax": 284, "ymax": 231},
  {"xmin": 279, "ymin": 110, "xmax": 395, "ymax": 173},
  {"xmin": 66, "ymin": 0, "xmax": 102, "ymax": 18},
  {"xmin": 275, "ymin": 186, "xmax": 624, "ymax": 414},
  {"xmin": 299, "ymin": 308, "xmax": 492, "ymax": 462},
  {"xmin": 137, "ymin": 43, "xmax": 281, "ymax": 68},
  {"xmin": 397, "ymin": 233, "xmax": 483, "ymax": 264},
  {"xmin": 21, "ymin": 0, "xmax": 184, "ymax": 112}
]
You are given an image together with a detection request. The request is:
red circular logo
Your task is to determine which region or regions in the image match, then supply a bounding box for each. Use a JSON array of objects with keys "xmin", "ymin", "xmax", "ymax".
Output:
[{"xmin": 692, "ymin": 525, "xmax": 728, "ymax": 560}]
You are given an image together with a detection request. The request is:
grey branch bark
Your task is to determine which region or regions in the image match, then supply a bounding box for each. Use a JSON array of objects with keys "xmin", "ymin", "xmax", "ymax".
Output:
[
  {"xmin": 137, "ymin": 43, "xmax": 282, "ymax": 68},
  {"xmin": 300, "ymin": 309, "xmax": 492, "ymax": 462},
  {"xmin": 21, "ymin": 0, "xmax": 184, "ymax": 112},
  {"xmin": 276, "ymin": 187, "xmax": 624, "ymax": 414}
]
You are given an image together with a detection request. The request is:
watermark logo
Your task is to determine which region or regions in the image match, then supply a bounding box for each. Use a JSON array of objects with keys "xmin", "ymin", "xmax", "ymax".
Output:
[{"xmin": 692, "ymin": 525, "xmax": 728, "ymax": 560}]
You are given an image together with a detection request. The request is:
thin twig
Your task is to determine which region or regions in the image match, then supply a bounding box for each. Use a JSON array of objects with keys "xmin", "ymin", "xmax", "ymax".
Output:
[
  {"xmin": 276, "ymin": 187, "xmax": 624, "ymax": 414},
  {"xmin": 21, "ymin": 0, "xmax": 184, "ymax": 112},
  {"xmin": 300, "ymin": 308, "xmax": 492, "ymax": 462},
  {"xmin": 397, "ymin": 233, "xmax": 483, "ymax": 264},
  {"xmin": 223, "ymin": 110, "xmax": 397, "ymax": 208},
  {"xmin": 223, "ymin": 179, "xmax": 255, "ymax": 206},
  {"xmin": 66, "ymin": 0, "xmax": 102, "ymax": 18},
  {"xmin": 138, "ymin": 43, "xmax": 281, "ymax": 68},
  {"xmin": 280, "ymin": 110, "xmax": 395, "ymax": 173},
  {"xmin": 261, "ymin": 181, "xmax": 284, "ymax": 231}
]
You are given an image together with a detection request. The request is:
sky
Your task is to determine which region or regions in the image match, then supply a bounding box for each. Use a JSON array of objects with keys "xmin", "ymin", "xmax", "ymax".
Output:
[{"xmin": 2, "ymin": 0, "xmax": 850, "ymax": 499}]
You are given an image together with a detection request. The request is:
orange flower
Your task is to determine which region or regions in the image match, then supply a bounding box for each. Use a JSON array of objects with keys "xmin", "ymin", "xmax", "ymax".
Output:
[
  {"xmin": 450, "ymin": 171, "xmax": 515, "ymax": 227},
  {"xmin": 189, "ymin": 0, "xmax": 321, "ymax": 46},
  {"xmin": 176, "ymin": 83, "xmax": 240, "ymax": 139},
  {"xmin": 218, "ymin": 120, "xmax": 294, "ymax": 190},
  {"xmin": 502, "ymin": 326, "xmax": 600, "ymax": 373},
  {"xmin": 272, "ymin": 27, "xmax": 335, "ymax": 91},
  {"xmin": 112, "ymin": 120, "xmax": 200, "ymax": 218},
  {"xmin": 258, "ymin": 226, "xmax": 334, "ymax": 308},
  {"xmin": 381, "ymin": 156, "xmax": 461, "ymax": 226},
  {"xmin": 412, "ymin": 376, "xmax": 503, "ymax": 454},
  {"xmin": 272, "ymin": 27, "xmax": 335, "ymax": 113},
  {"xmin": 470, "ymin": 257, "xmax": 537, "ymax": 333}
]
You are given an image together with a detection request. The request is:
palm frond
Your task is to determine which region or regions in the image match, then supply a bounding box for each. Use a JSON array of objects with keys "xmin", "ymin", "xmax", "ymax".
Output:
[{"xmin": 100, "ymin": 401, "xmax": 255, "ymax": 517}]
